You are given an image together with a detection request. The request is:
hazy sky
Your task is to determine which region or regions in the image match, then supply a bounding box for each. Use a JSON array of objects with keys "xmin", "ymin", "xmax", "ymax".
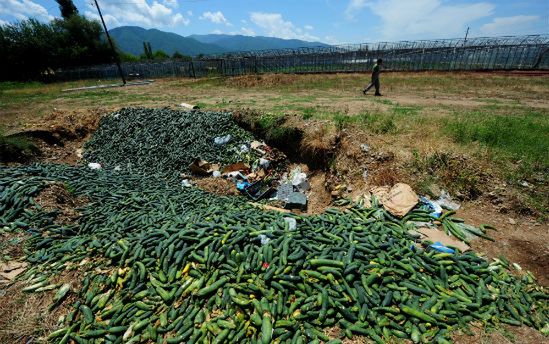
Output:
[{"xmin": 1, "ymin": 0, "xmax": 547, "ymax": 43}]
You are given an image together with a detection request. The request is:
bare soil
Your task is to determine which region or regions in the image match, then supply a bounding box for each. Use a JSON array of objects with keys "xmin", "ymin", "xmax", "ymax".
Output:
[
  {"xmin": 458, "ymin": 202, "xmax": 549, "ymax": 287},
  {"xmin": 194, "ymin": 177, "xmax": 241, "ymax": 196},
  {"xmin": 34, "ymin": 183, "xmax": 89, "ymax": 225},
  {"xmin": 453, "ymin": 323, "xmax": 549, "ymax": 344},
  {"xmin": 0, "ymin": 231, "xmax": 27, "ymax": 264},
  {"xmin": 0, "ymin": 272, "xmax": 80, "ymax": 344}
]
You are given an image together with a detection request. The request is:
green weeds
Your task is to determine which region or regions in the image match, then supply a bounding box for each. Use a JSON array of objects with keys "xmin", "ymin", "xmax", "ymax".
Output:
[
  {"xmin": 445, "ymin": 109, "xmax": 549, "ymax": 170},
  {"xmin": 410, "ymin": 150, "xmax": 481, "ymax": 199},
  {"xmin": 0, "ymin": 129, "xmax": 37, "ymax": 162}
]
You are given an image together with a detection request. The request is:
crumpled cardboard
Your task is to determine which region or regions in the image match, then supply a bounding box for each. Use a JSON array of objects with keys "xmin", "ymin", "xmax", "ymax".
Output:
[
  {"xmin": 416, "ymin": 227, "xmax": 470, "ymax": 252},
  {"xmin": 250, "ymin": 141, "xmax": 267, "ymax": 154},
  {"xmin": 370, "ymin": 186, "xmax": 390, "ymax": 204},
  {"xmin": 0, "ymin": 261, "xmax": 27, "ymax": 281},
  {"xmin": 380, "ymin": 183, "xmax": 418, "ymax": 217},
  {"xmin": 189, "ymin": 160, "xmax": 220, "ymax": 175},
  {"xmin": 221, "ymin": 162, "xmax": 250, "ymax": 174}
]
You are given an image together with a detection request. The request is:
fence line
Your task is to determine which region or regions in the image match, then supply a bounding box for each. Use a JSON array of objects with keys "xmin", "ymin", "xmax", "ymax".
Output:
[{"xmin": 55, "ymin": 34, "xmax": 549, "ymax": 81}]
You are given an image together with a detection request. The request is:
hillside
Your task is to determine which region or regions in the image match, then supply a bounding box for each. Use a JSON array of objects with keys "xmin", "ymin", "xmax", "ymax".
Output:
[
  {"xmin": 109, "ymin": 26, "xmax": 229, "ymax": 56},
  {"xmin": 189, "ymin": 34, "xmax": 329, "ymax": 51},
  {"xmin": 109, "ymin": 26, "xmax": 329, "ymax": 56}
]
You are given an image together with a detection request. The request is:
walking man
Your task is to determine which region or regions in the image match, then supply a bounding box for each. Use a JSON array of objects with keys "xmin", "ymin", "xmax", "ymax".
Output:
[{"xmin": 363, "ymin": 58, "xmax": 383, "ymax": 96}]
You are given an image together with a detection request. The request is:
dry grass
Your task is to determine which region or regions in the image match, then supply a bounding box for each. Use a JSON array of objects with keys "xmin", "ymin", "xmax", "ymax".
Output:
[
  {"xmin": 227, "ymin": 74, "xmax": 301, "ymax": 88},
  {"xmin": 0, "ymin": 271, "xmax": 80, "ymax": 344}
]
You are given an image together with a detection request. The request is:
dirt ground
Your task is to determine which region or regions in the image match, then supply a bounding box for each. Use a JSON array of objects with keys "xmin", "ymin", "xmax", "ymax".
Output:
[
  {"xmin": 459, "ymin": 202, "xmax": 549, "ymax": 287},
  {"xmin": 0, "ymin": 273, "xmax": 80, "ymax": 343},
  {"xmin": 0, "ymin": 72, "xmax": 548, "ymax": 342},
  {"xmin": 34, "ymin": 183, "xmax": 89, "ymax": 225}
]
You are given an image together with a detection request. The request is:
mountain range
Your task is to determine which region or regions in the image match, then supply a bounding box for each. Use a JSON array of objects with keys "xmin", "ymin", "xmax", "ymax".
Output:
[{"xmin": 109, "ymin": 26, "xmax": 328, "ymax": 57}]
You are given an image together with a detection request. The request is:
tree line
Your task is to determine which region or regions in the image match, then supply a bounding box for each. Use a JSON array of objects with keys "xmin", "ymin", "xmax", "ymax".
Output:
[
  {"xmin": 121, "ymin": 41, "xmax": 191, "ymax": 62},
  {"xmin": 0, "ymin": 0, "xmax": 191, "ymax": 81}
]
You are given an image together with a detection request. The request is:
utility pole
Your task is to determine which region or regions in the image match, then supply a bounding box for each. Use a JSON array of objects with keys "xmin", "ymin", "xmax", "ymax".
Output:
[
  {"xmin": 464, "ymin": 27, "xmax": 470, "ymax": 44},
  {"xmin": 94, "ymin": 0, "xmax": 126, "ymax": 84}
]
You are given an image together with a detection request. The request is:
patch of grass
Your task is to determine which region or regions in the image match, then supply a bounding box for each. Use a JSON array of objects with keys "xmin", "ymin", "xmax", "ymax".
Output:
[
  {"xmin": 330, "ymin": 111, "xmax": 398, "ymax": 134},
  {"xmin": 302, "ymin": 107, "xmax": 315, "ymax": 120},
  {"xmin": 251, "ymin": 113, "xmax": 301, "ymax": 143},
  {"xmin": 333, "ymin": 113, "xmax": 354, "ymax": 130},
  {"xmin": 0, "ymin": 129, "xmax": 37, "ymax": 162},
  {"xmin": 194, "ymin": 102, "xmax": 208, "ymax": 109},
  {"xmin": 357, "ymin": 112, "xmax": 398, "ymax": 134},
  {"xmin": 392, "ymin": 105, "xmax": 420, "ymax": 116},
  {"xmin": 0, "ymin": 81, "xmax": 44, "ymax": 90},
  {"xmin": 373, "ymin": 98, "xmax": 395, "ymax": 106},
  {"xmin": 445, "ymin": 109, "xmax": 549, "ymax": 168},
  {"xmin": 410, "ymin": 150, "xmax": 482, "ymax": 199}
]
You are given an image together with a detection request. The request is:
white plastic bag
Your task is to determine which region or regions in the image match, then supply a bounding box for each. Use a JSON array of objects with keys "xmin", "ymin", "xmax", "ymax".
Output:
[
  {"xmin": 284, "ymin": 217, "xmax": 297, "ymax": 231},
  {"xmin": 435, "ymin": 190, "xmax": 460, "ymax": 210},
  {"xmin": 214, "ymin": 134, "xmax": 231, "ymax": 145},
  {"xmin": 88, "ymin": 162, "xmax": 102, "ymax": 170}
]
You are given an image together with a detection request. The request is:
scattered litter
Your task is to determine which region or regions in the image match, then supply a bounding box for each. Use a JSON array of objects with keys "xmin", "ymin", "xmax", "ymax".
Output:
[
  {"xmin": 508, "ymin": 218, "xmax": 517, "ymax": 225},
  {"xmin": 114, "ymin": 166, "xmax": 122, "ymax": 172},
  {"xmin": 244, "ymin": 180, "xmax": 274, "ymax": 201},
  {"xmin": 189, "ymin": 160, "xmax": 220, "ymax": 176},
  {"xmin": 239, "ymin": 144, "xmax": 249, "ymax": 153},
  {"xmin": 87, "ymin": 162, "xmax": 102, "ymax": 170},
  {"xmin": 226, "ymin": 171, "xmax": 248, "ymax": 182},
  {"xmin": 276, "ymin": 183, "xmax": 294, "ymax": 202},
  {"xmin": 113, "ymin": 113, "xmax": 120, "ymax": 119},
  {"xmin": 285, "ymin": 192, "xmax": 308, "ymax": 211},
  {"xmin": 284, "ymin": 217, "xmax": 297, "ymax": 231},
  {"xmin": 435, "ymin": 190, "xmax": 460, "ymax": 210},
  {"xmin": 259, "ymin": 158, "xmax": 270, "ymax": 169},
  {"xmin": 181, "ymin": 179, "xmax": 192, "ymax": 187},
  {"xmin": 258, "ymin": 234, "xmax": 270, "ymax": 245},
  {"xmin": 360, "ymin": 143, "xmax": 370, "ymax": 153},
  {"xmin": 292, "ymin": 172, "xmax": 310, "ymax": 192},
  {"xmin": 214, "ymin": 134, "xmax": 231, "ymax": 145},
  {"xmin": 222, "ymin": 162, "xmax": 250, "ymax": 175},
  {"xmin": 76, "ymin": 148, "xmax": 83, "ymax": 158},
  {"xmin": 429, "ymin": 241, "xmax": 455, "ymax": 254},
  {"xmin": 212, "ymin": 171, "xmax": 221, "ymax": 178},
  {"xmin": 289, "ymin": 166, "xmax": 310, "ymax": 192},
  {"xmin": 362, "ymin": 169, "xmax": 368, "ymax": 181},
  {"xmin": 380, "ymin": 183, "xmax": 418, "ymax": 217},
  {"xmin": 251, "ymin": 140, "xmax": 266, "ymax": 151},
  {"xmin": 420, "ymin": 196, "xmax": 443, "ymax": 218},
  {"xmin": 236, "ymin": 180, "xmax": 251, "ymax": 191},
  {"xmin": 180, "ymin": 102, "xmax": 199, "ymax": 110}
]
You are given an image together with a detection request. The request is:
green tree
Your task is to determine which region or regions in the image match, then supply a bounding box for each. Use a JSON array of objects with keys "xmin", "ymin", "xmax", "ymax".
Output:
[
  {"xmin": 119, "ymin": 52, "xmax": 140, "ymax": 62},
  {"xmin": 55, "ymin": 0, "xmax": 79, "ymax": 19},
  {"xmin": 142, "ymin": 41, "xmax": 153, "ymax": 60},
  {"xmin": 153, "ymin": 50, "xmax": 169, "ymax": 60},
  {"xmin": 0, "ymin": 16, "xmax": 112, "ymax": 81},
  {"xmin": 172, "ymin": 51, "xmax": 192, "ymax": 61}
]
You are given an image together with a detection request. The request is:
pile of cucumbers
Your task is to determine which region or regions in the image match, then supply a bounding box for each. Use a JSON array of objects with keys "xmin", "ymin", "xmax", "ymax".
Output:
[
  {"xmin": 1, "ymin": 164, "xmax": 547, "ymax": 344},
  {"xmin": 83, "ymin": 108, "xmax": 255, "ymax": 177}
]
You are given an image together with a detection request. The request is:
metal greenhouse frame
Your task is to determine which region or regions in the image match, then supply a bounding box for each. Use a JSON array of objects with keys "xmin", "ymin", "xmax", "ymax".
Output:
[{"xmin": 55, "ymin": 34, "xmax": 549, "ymax": 80}]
